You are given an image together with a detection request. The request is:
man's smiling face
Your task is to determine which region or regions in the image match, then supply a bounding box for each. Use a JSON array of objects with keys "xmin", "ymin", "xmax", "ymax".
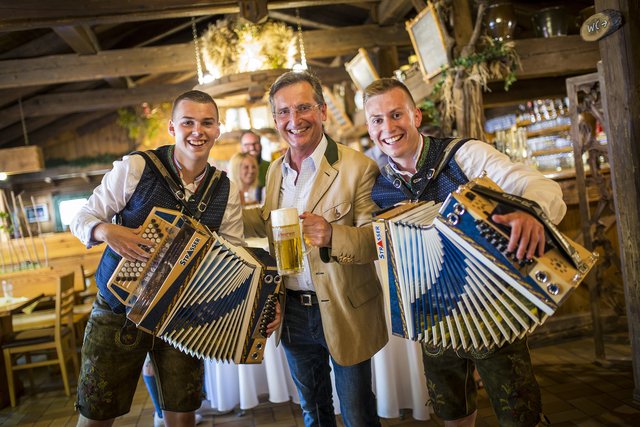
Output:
[
  {"xmin": 169, "ymin": 99, "xmax": 220, "ymax": 165},
  {"xmin": 271, "ymin": 81, "xmax": 326, "ymax": 159},
  {"xmin": 364, "ymin": 87, "xmax": 422, "ymax": 169}
]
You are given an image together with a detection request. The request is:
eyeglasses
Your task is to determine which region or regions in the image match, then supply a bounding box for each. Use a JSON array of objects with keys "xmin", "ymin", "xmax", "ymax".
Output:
[{"xmin": 274, "ymin": 103, "xmax": 322, "ymax": 119}]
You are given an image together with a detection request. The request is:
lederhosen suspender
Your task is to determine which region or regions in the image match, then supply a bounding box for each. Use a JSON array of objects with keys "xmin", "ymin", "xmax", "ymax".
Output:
[
  {"xmin": 134, "ymin": 150, "xmax": 224, "ymax": 221},
  {"xmin": 381, "ymin": 137, "xmax": 471, "ymax": 202}
]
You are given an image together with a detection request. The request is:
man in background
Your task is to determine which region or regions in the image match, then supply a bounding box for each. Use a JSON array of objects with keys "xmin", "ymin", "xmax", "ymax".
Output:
[{"xmin": 240, "ymin": 129, "xmax": 270, "ymax": 188}]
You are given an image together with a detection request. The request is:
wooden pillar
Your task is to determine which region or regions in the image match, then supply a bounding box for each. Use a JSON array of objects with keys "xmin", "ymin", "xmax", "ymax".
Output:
[
  {"xmin": 377, "ymin": 46, "xmax": 399, "ymax": 78},
  {"xmin": 595, "ymin": 0, "xmax": 640, "ymax": 402},
  {"xmin": 451, "ymin": 0, "xmax": 474, "ymax": 57}
]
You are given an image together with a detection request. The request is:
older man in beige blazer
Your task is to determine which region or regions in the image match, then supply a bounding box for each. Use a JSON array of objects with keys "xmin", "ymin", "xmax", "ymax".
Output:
[{"xmin": 243, "ymin": 70, "xmax": 387, "ymax": 427}]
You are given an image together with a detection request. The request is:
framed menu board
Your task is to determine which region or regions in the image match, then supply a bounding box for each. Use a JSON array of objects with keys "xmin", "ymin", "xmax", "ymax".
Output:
[
  {"xmin": 345, "ymin": 48, "xmax": 380, "ymax": 92},
  {"xmin": 406, "ymin": 2, "xmax": 451, "ymax": 81}
]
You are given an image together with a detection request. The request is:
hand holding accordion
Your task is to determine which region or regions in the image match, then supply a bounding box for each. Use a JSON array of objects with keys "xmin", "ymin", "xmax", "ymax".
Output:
[
  {"xmin": 107, "ymin": 207, "xmax": 282, "ymax": 364},
  {"xmin": 373, "ymin": 176, "xmax": 598, "ymax": 352}
]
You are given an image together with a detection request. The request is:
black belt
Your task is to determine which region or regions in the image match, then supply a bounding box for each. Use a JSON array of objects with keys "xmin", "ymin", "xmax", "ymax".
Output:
[{"xmin": 287, "ymin": 289, "xmax": 319, "ymax": 306}]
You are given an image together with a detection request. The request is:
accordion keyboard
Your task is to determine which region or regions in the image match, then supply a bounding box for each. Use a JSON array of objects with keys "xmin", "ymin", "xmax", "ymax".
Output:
[
  {"xmin": 112, "ymin": 219, "xmax": 163, "ymax": 283},
  {"xmin": 107, "ymin": 213, "xmax": 180, "ymax": 305}
]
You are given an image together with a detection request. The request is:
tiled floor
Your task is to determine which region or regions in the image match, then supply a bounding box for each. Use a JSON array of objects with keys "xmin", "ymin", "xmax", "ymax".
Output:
[{"xmin": 0, "ymin": 332, "xmax": 638, "ymax": 426}]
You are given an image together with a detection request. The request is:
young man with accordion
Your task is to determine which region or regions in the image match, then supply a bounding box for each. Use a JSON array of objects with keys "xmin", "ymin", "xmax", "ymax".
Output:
[
  {"xmin": 71, "ymin": 91, "xmax": 279, "ymax": 426},
  {"xmin": 364, "ymin": 78, "xmax": 567, "ymax": 427}
]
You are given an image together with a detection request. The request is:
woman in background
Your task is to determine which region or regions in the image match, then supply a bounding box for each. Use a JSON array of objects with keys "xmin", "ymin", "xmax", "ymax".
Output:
[{"xmin": 228, "ymin": 152, "xmax": 263, "ymax": 206}]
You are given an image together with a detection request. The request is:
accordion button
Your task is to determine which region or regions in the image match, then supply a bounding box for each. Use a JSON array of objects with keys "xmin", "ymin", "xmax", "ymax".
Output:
[
  {"xmin": 535, "ymin": 271, "xmax": 548, "ymax": 283},
  {"xmin": 393, "ymin": 178, "xmax": 402, "ymax": 188},
  {"xmin": 547, "ymin": 283, "xmax": 560, "ymax": 295}
]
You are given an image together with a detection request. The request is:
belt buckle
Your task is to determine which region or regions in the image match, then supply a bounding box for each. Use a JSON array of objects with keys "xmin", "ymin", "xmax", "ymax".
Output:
[{"xmin": 300, "ymin": 294, "xmax": 313, "ymax": 306}]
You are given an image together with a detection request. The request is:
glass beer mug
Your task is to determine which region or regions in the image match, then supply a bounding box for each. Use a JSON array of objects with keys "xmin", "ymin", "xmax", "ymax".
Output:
[{"xmin": 271, "ymin": 207, "xmax": 306, "ymax": 275}]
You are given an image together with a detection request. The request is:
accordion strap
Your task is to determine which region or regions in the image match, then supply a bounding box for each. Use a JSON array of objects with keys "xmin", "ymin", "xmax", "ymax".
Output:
[
  {"xmin": 135, "ymin": 150, "xmax": 224, "ymax": 221},
  {"xmin": 413, "ymin": 137, "xmax": 471, "ymax": 201}
]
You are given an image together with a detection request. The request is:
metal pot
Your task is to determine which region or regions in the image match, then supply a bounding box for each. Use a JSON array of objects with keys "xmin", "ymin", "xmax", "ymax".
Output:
[
  {"xmin": 532, "ymin": 6, "xmax": 569, "ymax": 38},
  {"xmin": 484, "ymin": 3, "xmax": 517, "ymax": 41}
]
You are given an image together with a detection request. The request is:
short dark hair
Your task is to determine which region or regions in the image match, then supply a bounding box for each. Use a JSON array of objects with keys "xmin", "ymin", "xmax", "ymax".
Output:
[
  {"xmin": 240, "ymin": 130, "xmax": 260, "ymax": 142},
  {"xmin": 363, "ymin": 78, "xmax": 416, "ymax": 108},
  {"xmin": 172, "ymin": 90, "xmax": 219, "ymax": 119},
  {"xmin": 268, "ymin": 70, "xmax": 325, "ymax": 112}
]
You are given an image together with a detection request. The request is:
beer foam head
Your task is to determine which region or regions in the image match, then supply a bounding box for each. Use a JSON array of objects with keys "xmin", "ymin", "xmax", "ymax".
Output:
[{"xmin": 271, "ymin": 207, "xmax": 299, "ymax": 227}]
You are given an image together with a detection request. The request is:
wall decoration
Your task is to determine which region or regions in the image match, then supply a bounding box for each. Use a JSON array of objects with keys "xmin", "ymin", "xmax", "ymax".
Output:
[
  {"xmin": 24, "ymin": 204, "xmax": 49, "ymax": 224},
  {"xmin": 345, "ymin": 48, "xmax": 379, "ymax": 92},
  {"xmin": 406, "ymin": 2, "xmax": 451, "ymax": 81}
]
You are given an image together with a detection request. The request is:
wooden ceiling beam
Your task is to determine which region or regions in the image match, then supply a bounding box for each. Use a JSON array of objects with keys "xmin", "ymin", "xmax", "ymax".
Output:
[
  {"xmin": 52, "ymin": 25, "xmax": 100, "ymax": 54},
  {"xmin": 377, "ymin": 0, "xmax": 413, "ymax": 25},
  {"xmin": 53, "ymin": 25, "xmax": 130, "ymax": 89},
  {"xmin": 0, "ymin": 82, "xmax": 196, "ymax": 129},
  {"xmin": 1, "ymin": 111, "xmax": 113, "ymax": 149},
  {"xmin": 0, "ymin": 24, "xmax": 410, "ymax": 89},
  {"xmin": 268, "ymin": 11, "xmax": 335, "ymax": 30},
  {"xmin": 0, "ymin": 0, "xmax": 380, "ymax": 31},
  {"xmin": 0, "ymin": 116, "xmax": 61, "ymax": 147},
  {"xmin": 0, "ymin": 66, "xmax": 350, "ymax": 128}
]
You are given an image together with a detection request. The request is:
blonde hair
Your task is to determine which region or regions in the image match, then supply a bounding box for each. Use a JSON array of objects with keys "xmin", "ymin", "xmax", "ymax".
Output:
[
  {"xmin": 228, "ymin": 152, "xmax": 259, "ymax": 187},
  {"xmin": 362, "ymin": 78, "xmax": 416, "ymax": 108}
]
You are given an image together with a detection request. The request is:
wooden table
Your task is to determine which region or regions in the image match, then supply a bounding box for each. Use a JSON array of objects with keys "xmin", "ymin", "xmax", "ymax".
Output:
[{"xmin": 0, "ymin": 295, "xmax": 44, "ymax": 408}]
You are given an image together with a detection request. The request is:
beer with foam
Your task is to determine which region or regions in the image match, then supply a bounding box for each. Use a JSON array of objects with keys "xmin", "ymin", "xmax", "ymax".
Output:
[{"xmin": 271, "ymin": 208, "xmax": 305, "ymax": 275}]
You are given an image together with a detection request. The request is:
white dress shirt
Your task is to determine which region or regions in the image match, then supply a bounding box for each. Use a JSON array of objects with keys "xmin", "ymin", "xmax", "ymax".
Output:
[
  {"xmin": 454, "ymin": 139, "xmax": 566, "ymax": 224},
  {"xmin": 278, "ymin": 135, "xmax": 328, "ymax": 292},
  {"xmin": 71, "ymin": 153, "xmax": 244, "ymax": 248},
  {"xmin": 387, "ymin": 138, "xmax": 566, "ymax": 224}
]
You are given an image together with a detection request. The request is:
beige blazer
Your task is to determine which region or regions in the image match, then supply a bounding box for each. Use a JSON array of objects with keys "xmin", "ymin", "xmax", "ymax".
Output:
[{"xmin": 243, "ymin": 136, "xmax": 388, "ymax": 366}]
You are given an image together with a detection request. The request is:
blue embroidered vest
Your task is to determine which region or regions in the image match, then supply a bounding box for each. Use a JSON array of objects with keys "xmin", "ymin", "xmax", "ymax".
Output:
[
  {"xmin": 372, "ymin": 136, "xmax": 470, "ymax": 209},
  {"xmin": 95, "ymin": 145, "xmax": 230, "ymax": 312}
]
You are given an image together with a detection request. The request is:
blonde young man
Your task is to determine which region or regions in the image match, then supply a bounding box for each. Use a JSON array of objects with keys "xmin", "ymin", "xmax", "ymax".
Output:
[
  {"xmin": 364, "ymin": 78, "xmax": 565, "ymax": 427},
  {"xmin": 243, "ymin": 70, "xmax": 388, "ymax": 427}
]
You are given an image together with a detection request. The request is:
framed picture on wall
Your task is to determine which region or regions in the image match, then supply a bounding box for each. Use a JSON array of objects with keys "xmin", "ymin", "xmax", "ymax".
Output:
[
  {"xmin": 345, "ymin": 48, "xmax": 380, "ymax": 92},
  {"xmin": 406, "ymin": 2, "xmax": 451, "ymax": 81},
  {"xmin": 322, "ymin": 86, "xmax": 353, "ymax": 134},
  {"xmin": 24, "ymin": 204, "xmax": 49, "ymax": 223}
]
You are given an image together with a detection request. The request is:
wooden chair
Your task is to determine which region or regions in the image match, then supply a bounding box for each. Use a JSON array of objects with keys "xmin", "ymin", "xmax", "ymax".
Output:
[
  {"xmin": 76, "ymin": 264, "xmax": 98, "ymax": 305},
  {"xmin": 73, "ymin": 264, "xmax": 97, "ymax": 341},
  {"xmin": 1, "ymin": 272, "xmax": 79, "ymax": 407}
]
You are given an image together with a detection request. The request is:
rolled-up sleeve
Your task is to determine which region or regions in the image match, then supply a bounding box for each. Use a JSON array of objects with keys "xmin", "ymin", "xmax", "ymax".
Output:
[
  {"xmin": 455, "ymin": 140, "xmax": 567, "ymax": 224},
  {"xmin": 70, "ymin": 155, "xmax": 144, "ymax": 247}
]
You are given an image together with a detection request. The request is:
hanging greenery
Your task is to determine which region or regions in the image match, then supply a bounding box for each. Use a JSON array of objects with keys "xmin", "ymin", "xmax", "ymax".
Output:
[
  {"xmin": 419, "ymin": 38, "xmax": 519, "ymax": 130},
  {"xmin": 116, "ymin": 103, "xmax": 172, "ymax": 148},
  {"xmin": 200, "ymin": 18, "xmax": 296, "ymax": 78}
]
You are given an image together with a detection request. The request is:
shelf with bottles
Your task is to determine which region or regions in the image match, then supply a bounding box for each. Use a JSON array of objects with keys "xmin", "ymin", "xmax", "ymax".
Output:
[{"xmin": 486, "ymin": 96, "xmax": 578, "ymax": 175}]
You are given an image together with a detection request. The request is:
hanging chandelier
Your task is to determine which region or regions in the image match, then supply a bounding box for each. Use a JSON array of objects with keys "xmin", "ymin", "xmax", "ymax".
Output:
[{"xmin": 199, "ymin": 18, "xmax": 298, "ymax": 80}]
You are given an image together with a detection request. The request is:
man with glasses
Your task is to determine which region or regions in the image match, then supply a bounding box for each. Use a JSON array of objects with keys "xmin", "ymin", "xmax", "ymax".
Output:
[
  {"xmin": 243, "ymin": 70, "xmax": 388, "ymax": 427},
  {"xmin": 71, "ymin": 91, "xmax": 278, "ymax": 427},
  {"xmin": 240, "ymin": 129, "xmax": 270, "ymax": 188}
]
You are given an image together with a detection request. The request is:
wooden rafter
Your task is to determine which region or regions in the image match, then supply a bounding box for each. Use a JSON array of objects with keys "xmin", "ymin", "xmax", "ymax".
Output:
[
  {"xmin": 0, "ymin": 25, "xmax": 410, "ymax": 89},
  {"xmin": 0, "ymin": 0, "xmax": 381, "ymax": 31}
]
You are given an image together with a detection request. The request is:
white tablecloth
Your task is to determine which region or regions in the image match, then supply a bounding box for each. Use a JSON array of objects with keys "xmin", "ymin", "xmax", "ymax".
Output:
[
  {"xmin": 204, "ymin": 334, "xmax": 429, "ymax": 420},
  {"xmin": 203, "ymin": 241, "xmax": 431, "ymax": 420}
]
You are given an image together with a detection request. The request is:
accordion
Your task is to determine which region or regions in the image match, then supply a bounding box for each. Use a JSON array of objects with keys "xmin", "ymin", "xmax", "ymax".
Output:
[
  {"xmin": 107, "ymin": 207, "xmax": 282, "ymax": 364},
  {"xmin": 373, "ymin": 176, "xmax": 598, "ymax": 352}
]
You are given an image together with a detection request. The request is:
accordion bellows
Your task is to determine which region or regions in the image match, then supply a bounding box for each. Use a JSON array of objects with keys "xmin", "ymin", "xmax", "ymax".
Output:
[
  {"xmin": 107, "ymin": 207, "xmax": 281, "ymax": 364},
  {"xmin": 373, "ymin": 176, "xmax": 598, "ymax": 352}
]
